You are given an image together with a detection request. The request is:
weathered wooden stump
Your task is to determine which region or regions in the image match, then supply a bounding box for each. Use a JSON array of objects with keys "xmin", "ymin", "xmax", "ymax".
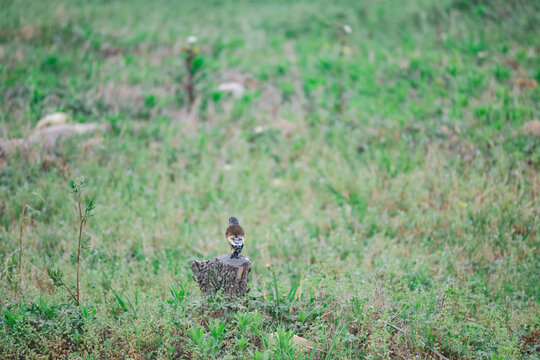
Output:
[{"xmin": 191, "ymin": 254, "xmax": 251, "ymax": 298}]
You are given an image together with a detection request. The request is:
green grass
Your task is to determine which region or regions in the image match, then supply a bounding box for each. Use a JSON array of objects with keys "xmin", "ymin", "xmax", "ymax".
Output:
[{"xmin": 1, "ymin": 0, "xmax": 539, "ymax": 358}]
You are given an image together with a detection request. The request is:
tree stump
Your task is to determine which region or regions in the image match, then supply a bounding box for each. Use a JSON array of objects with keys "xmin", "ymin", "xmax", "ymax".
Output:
[{"xmin": 191, "ymin": 254, "xmax": 251, "ymax": 298}]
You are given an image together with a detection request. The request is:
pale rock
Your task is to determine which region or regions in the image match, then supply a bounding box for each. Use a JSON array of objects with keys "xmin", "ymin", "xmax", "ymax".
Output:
[
  {"xmin": 36, "ymin": 112, "xmax": 69, "ymax": 129},
  {"xmin": 217, "ymin": 82, "xmax": 244, "ymax": 98}
]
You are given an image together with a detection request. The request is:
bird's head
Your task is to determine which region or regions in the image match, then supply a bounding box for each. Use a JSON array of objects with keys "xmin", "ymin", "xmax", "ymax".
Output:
[{"xmin": 229, "ymin": 217, "xmax": 240, "ymax": 226}]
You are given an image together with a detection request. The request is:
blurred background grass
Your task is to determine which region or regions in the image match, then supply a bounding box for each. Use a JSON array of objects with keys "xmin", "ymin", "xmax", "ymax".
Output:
[{"xmin": 0, "ymin": 0, "xmax": 539, "ymax": 359}]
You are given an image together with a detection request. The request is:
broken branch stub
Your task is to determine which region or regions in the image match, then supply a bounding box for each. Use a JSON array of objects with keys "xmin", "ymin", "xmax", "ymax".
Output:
[{"xmin": 191, "ymin": 254, "xmax": 251, "ymax": 298}]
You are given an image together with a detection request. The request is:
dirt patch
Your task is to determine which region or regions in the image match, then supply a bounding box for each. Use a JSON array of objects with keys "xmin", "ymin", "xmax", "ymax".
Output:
[{"xmin": 522, "ymin": 120, "xmax": 540, "ymax": 136}]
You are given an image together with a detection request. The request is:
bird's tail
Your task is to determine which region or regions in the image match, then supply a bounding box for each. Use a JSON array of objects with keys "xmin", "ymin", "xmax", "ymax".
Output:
[{"xmin": 230, "ymin": 244, "xmax": 243, "ymax": 259}]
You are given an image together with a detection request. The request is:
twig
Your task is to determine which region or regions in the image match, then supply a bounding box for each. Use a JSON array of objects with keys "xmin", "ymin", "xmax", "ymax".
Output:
[{"xmin": 384, "ymin": 322, "xmax": 404, "ymax": 333}]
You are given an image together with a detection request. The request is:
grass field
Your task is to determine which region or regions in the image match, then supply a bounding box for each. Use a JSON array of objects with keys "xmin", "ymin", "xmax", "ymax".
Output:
[{"xmin": 1, "ymin": 0, "xmax": 539, "ymax": 358}]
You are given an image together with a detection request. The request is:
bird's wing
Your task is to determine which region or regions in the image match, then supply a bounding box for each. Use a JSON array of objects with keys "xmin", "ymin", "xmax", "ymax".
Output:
[{"xmin": 230, "ymin": 236, "xmax": 244, "ymax": 246}]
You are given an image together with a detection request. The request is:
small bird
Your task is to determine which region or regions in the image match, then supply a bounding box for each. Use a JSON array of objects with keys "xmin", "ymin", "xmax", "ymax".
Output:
[{"xmin": 225, "ymin": 217, "xmax": 245, "ymax": 259}]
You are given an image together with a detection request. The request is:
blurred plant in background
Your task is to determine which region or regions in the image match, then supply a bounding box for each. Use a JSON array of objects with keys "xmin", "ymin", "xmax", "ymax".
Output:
[{"xmin": 182, "ymin": 35, "xmax": 202, "ymax": 110}]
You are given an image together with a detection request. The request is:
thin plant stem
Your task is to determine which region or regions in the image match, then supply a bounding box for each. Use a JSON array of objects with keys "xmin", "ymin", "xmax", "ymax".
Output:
[
  {"xmin": 17, "ymin": 202, "xmax": 27, "ymax": 299},
  {"xmin": 76, "ymin": 193, "xmax": 83, "ymax": 306},
  {"xmin": 60, "ymin": 277, "xmax": 79, "ymax": 305},
  {"xmin": 18, "ymin": 202, "xmax": 26, "ymax": 279}
]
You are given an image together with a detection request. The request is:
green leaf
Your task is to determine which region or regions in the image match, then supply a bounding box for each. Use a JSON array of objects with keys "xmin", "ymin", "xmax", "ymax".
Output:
[{"xmin": 47, "ymin": 268, "xmax": 64, "ymax": 287}]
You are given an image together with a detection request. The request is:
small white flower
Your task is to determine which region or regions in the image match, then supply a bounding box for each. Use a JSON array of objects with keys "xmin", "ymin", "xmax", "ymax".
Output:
[
  {"xmin": 343, "ymin": 25, "xmax": 352, "ymax": 34},
  {"xmin": 187, "ymin": 36, "xmax": 197, "ymax": 44}
]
